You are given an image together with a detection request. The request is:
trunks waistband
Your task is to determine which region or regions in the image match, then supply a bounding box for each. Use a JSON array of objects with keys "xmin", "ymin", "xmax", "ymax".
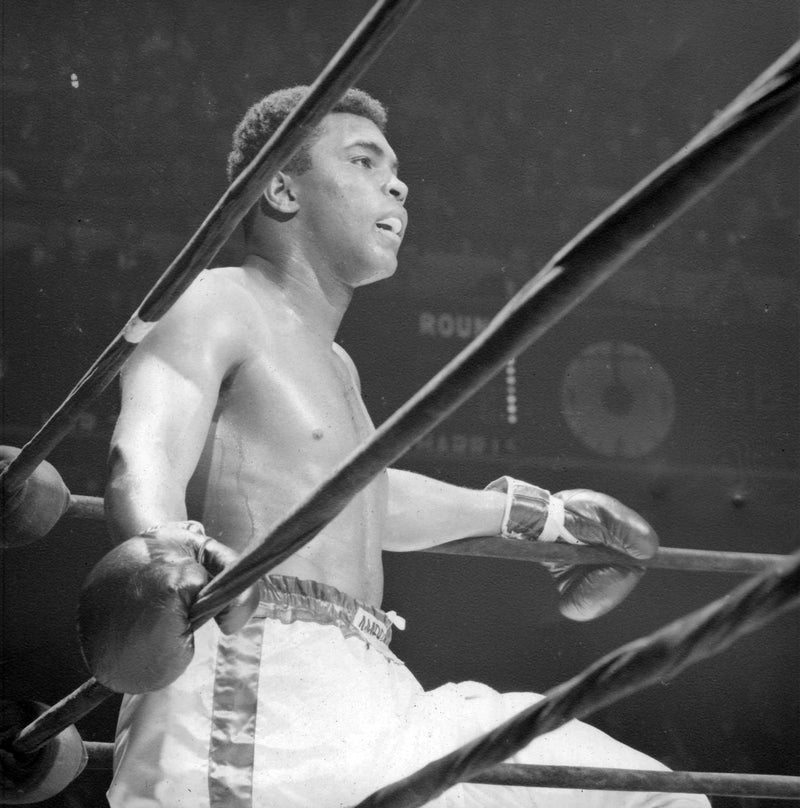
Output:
[{"xmin": 259, "ymin": 575, "xmax": 402, "ymax": 649}]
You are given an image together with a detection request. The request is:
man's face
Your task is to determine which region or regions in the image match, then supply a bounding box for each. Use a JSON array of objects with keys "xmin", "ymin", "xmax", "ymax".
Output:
[{"xmin": 289, "ymin": 112, "xmax": 408, "ymax": 287}]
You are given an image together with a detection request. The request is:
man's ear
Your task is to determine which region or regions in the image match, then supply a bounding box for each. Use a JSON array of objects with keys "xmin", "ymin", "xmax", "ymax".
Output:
[{"xmin": 262, "ymin": 170, "xmax": 299, "ymax": 216}]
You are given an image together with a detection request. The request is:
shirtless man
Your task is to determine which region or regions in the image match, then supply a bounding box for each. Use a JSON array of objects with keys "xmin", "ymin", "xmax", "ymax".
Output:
[{"xmin": 82, "ymin": 87, "xmax": 709, "ymax": 806}]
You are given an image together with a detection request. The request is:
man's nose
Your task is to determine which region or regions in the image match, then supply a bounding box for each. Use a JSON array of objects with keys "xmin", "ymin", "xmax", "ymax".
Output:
[{"xmin": 385, "ymin": 174, "xmax": 408, "ymax": 204}]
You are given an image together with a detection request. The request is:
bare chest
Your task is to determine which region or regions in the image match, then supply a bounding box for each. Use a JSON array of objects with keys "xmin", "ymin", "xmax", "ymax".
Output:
[
  {"xmin": 187, "ymin": 321, "xmax": 386, "ymax": 600},
  {"xmin": 227, "ymin": 339, "xmax": 372, "ymax": 452}
]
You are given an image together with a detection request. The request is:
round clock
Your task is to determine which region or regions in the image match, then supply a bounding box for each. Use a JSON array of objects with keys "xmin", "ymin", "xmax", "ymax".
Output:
[{"xmin": 561, "ymin": 341, "xmax": 675, "ymax": 458}]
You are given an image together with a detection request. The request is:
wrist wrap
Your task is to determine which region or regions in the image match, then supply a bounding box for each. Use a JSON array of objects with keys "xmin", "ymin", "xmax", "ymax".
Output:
[
  {"xmin": 486, "ymin": 476, "xmax": 581, "ymax": 544},
  {"xmin": 142, "ymin": 520, "xmax": 205, "ymax": 536}
]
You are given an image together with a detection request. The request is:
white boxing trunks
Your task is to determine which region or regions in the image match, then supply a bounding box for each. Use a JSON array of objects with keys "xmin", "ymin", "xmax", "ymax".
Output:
[{"xmin": 108, "ymin": 576, "xmax": 706, "ymax": 808}]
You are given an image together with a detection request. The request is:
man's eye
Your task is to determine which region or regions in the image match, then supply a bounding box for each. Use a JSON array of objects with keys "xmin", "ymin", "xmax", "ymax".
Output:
[{"xmin": 353, "ymin": 156, "xmax": 373, "ymax": 168}]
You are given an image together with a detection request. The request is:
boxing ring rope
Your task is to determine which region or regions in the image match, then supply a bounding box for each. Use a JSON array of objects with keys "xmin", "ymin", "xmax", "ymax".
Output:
[
  {"xmin": 11, "ymin": 556, "xmax": 800, "ymax": 802},
  {"xmin": 187, "ymin": 38, "xmax": 800, "ymax": 628},
  {"xmin": 61, "ymin": 493, "xmax": 791, "ymax": 574},
  {"xmin": 14, "ymin": 555, "xmax": 799, "ymax": 801},
  {"xmin": 65, "ymin": 494, "xmax": 106, "ymax": 521},
  {"xmin": 468, "ymin": 764, "xmax": 800, "ymax": 799},
  {"xmin": 6, "ymin": 35, "xmax": 800, "ymax": 773},
  {"xmin": 425, "ymin": 537, "xmax": 792, "ymax": 574},
  {"xmin": 2, "ymin": 0, "xmax": 420, "ymax": 764},
  {"xmin": 0, "ymin": 0, "xmax": 421, "ymax": 500},
  {"xmin": 355, "ymin": 551, "xmax": 800, "ymax": 807},
  {"xmin": 73, "ymin": 741, "xmax": 800, "ymax": 799}
]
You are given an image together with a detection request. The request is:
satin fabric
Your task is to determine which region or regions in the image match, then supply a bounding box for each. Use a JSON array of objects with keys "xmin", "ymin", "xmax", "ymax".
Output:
[{"xmin": 108, "ymin": 575, "xmax": 706, "ymax": 808}]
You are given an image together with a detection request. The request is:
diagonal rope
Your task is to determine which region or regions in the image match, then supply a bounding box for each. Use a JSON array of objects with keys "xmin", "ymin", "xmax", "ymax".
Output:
[
  {"xmin": 0, "ymin": 0, "xmax": 420, "ymax": 499},
  {"xmin": 11, "ymin": 33, "xmax": 800, "ymax": 765},
  {"xmin": 6, "ymin": 0, "xmax": 421, "ymax": 756},
  {"xmin": 354, "ymin": 551, "xmax": 800, "ymax": 807},
  {"xmin": 188, "ymin": 39, "xmax": 800, "ymax": 628}
]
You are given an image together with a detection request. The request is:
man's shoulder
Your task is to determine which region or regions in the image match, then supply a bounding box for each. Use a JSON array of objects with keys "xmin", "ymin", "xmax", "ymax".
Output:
[
  {"xmin": 186, "ymin": 266, "xmax": 252, "ymax": 306},
  {"xmin": 135, "ymin": 267, "xmax": 260, "ymax": 361},
  {"xmin": 164, "ymin": 267, "xmax": 260, "ymax": 327}
]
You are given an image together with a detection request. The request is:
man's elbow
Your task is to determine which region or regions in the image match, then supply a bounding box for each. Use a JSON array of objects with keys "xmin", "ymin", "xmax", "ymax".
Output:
[
  {"xmin": 105, "ymin": 442, "xmax": 191, "ymax": 543},
  {"xmin": 104, "ymin": 478, "xmax": 142, "ymax": 545},
  {"xmin": 104, "ymin": 444, "xmax": 156, "ymax": 543}
]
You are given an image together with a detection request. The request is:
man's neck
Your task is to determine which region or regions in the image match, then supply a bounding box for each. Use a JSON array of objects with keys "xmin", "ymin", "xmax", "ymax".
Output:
[{"xmin": 242, "ymin": 252, "xmax": 353, "ymax": 344}]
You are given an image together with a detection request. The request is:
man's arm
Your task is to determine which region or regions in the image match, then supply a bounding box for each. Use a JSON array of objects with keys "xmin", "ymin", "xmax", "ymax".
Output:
[
  {"xmin": 384, "ymin": 468, "xmax": 659, "ymax": 621},
  {"xmin": 332, "ymin": 349, "xmax": 508, "ymax": 552},
  {"xmin": 79, "ymin": 273, "xmax": 261, "ymax": 693},
  {"xmin": 383, "ymin": 468, "xmax": 505, "ymax": 552},
  {"xmin": 105, "ymin": 272, "xmax": 244, "ymax": 542}
]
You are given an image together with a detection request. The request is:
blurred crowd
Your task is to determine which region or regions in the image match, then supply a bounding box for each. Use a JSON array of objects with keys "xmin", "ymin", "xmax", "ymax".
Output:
[{"xmin": 2, "ymin": 0, "xmax": 797, "ymax": 449}]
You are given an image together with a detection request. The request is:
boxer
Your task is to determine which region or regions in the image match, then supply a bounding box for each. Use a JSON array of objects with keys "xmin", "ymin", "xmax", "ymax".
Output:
[{"xmin": 81, "ymin": 87, "xmax": 709, "ymax": 807}]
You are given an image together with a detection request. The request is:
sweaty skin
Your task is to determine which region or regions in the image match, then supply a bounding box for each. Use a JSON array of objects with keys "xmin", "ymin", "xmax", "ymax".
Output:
[
  {"xmin": 103, "ymin": 107, "xmax": 709, "ymax": 808},
  {"xmin": 106, "ymin": 113, "xmax": 506, "ymax": 605}
]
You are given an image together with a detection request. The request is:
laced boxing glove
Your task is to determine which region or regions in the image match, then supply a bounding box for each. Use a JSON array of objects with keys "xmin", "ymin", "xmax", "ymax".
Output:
[
  {"xmin": 486, "ymin": 477, "xmax": 658, "ymax": 620},
  {"xmin": 78, "ymin": 521, "xmax": 261, "ymax": 694}
]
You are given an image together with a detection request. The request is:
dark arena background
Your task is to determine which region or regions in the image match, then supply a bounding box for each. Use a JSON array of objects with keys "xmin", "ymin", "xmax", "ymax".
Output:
[{"xmin": 1, "ymin": 2, "xmax": 798, "ymax": 806}]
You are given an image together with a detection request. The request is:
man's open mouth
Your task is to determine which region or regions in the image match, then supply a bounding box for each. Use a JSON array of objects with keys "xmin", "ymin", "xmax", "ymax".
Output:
[{"xmin": 376, "ymin": 217, "xmax": 403, "ymax": 238}]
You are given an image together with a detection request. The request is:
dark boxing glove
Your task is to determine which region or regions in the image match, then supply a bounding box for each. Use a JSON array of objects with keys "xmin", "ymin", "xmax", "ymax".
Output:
[
  {"xmin": 486, "ymin": 477, "xmax": 658, "ymax": 620},
  {"xmin": 78, "ymin": 521, "xmax": 261, "ymax": 694},
  {"xmin": 0, "ymin": 446, "xmax": 71, "ymax": 548}
]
